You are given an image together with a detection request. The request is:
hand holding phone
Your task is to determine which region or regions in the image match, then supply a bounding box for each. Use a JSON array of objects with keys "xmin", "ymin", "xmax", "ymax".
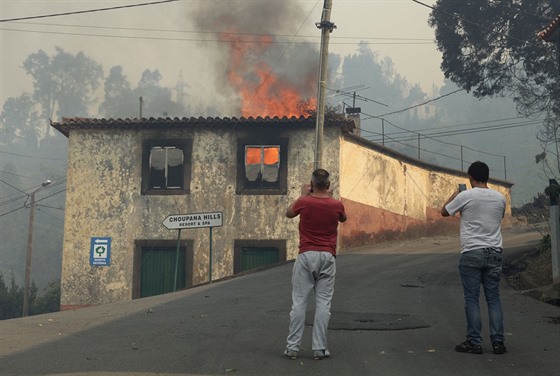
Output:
[{"xmin": 458, "ymin": 184, "xmax": 467, "ymax": 192}]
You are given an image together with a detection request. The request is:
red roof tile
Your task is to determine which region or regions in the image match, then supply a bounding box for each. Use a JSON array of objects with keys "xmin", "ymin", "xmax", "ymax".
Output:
[
  {"xmin": 538, "ymin": 14, "xmax": 560, "ymax": 42},
  {"xmin": 50, "ymin": 116, "xmax": 355, "ymax": 137}
]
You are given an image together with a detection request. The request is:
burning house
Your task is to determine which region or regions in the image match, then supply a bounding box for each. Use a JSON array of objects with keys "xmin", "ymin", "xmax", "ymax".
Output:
[
  {"xmin": 51, "ymin": 114, "xmax": 512, "ymax": 309},
  {"xmin": 49, "ymin": 2, "xmax": 512, "ymax": 308}
]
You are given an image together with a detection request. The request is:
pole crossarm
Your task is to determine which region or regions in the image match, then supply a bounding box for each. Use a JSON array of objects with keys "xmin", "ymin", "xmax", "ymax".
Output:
[{"xmin": 315, "ymin": 20, "xmax": 337, "ymax": 32}]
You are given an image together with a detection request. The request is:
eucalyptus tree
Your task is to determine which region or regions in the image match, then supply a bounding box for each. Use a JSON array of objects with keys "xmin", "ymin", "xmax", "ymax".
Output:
[
  {"xmin": 22, "ymin": 47, "xmax": 103, "ymax": 136},
  {"xmin": 428, "ymin": 0, "xmax": 560, "ymax": 176}
]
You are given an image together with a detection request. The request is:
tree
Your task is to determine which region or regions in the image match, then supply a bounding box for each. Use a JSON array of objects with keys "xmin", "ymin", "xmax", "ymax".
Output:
[
  {"xmin": 99, "ymin": 67, "xmax": 187, "ymax": 119},
  {"xmin": 98, "ymin": 66, "xmax": 136, "ymax": 118},
  {"xmin": 428, "ymin": 0, "xmax": 560, "ymax": 176},
  {"xmin": 0, "ymin": 272, "xmax": 22, "ymax": 319},
  {"xmin": 32, "ymin": 279, "xmax": 60, "ymax": 315},
  {"xmin": 0, "ymin": 273, "xmax": 59, "ymax": 320},
  {"xmin": 0, "ymin": 93, "xmax": 40, "ymax": 148},
  {"xmin": 22, "ymin": 47, "xmax": 103, "ymax": 135},
  {"xmin": 134, "ymin": 69, "xmax": 185, "ymax": 118}
]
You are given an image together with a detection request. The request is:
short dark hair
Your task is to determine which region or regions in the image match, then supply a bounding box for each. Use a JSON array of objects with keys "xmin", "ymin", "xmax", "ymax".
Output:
[
  {"xmin": 468, "ymin": 161, "xmax": 489, "ymax": 183},
  {"xmin": 312, "ymin": 168, "xmax": 330, "ymax": 189}
]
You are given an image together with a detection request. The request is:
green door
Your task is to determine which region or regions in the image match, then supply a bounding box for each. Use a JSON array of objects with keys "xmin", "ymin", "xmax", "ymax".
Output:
[
  {"xmin": 141, "ymin": 246, "xmax": 186, "ymax": 298},
  {"xmin": 240, "ymin": 247, "xmax": 279, "ymax": 271}
]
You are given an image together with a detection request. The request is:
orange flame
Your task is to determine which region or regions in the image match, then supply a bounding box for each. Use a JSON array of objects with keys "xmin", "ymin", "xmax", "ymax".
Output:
[{"xmin": 220, "ymin": 32, "xmax": 316, "ymax": 118}]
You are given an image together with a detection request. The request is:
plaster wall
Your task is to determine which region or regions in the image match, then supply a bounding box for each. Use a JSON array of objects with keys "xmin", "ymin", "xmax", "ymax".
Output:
[
  {"xmin": 60, "ymin": 126, "xmax": 343, "ymax": 307},
  {"xmin": 338, "ymin": 137, "xmax": 512, "ymax": 248}
]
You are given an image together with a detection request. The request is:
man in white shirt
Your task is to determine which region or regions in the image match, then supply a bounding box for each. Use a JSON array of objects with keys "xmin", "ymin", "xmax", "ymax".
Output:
[{"xmin": 441, "ymin": 161, "xmax": 507, "ymax": 355}]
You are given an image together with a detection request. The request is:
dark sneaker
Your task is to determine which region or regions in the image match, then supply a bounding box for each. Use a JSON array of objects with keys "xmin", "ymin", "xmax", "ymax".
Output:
[
  {"xmin": 492, "ymin": 341, "xmax": 507, "ymax": 354},
  {"xmin": 455, "ymin": 340, "xmax": 483, "ymax": 354},
  {"xmin": 313, "ymin": 349, "xmax": 331, "ymax": 360},
  {"xmin": 283, "ymin": 349, "xmax": 298, "ymax": 360}
]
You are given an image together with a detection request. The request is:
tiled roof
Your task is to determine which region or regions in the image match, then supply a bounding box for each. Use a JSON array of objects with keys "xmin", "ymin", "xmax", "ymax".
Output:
[
  {"xmin": 538, "ymin": 14, "xmax": 560, "ymax": 42},
  {"xmin": 51, "ymin": 115, "xmax": 355, "ymax": 137}
]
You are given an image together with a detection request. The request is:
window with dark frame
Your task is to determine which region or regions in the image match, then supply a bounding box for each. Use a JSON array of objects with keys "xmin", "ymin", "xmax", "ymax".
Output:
[
  {"xmin": 142, "ymin": 139, "xmax": 192, "ymax": 195},
  {"xmin": 237, "ymin": 137, "xmax": 288, "ymax": 195},
  {"xmin": 244, "ymin": 145, "xmax": 280, "ymax": 188}
]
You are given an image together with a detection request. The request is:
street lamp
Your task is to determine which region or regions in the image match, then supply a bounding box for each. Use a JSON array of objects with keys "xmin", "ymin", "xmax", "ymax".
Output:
[{"xmin": 22, "ymin": 179, "xmax": 52, "ymax": 317}]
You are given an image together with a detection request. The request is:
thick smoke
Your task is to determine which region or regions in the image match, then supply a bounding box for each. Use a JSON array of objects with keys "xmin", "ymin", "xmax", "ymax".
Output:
[{"xmin": 189, "ymin": 1, "xmax": 320, "ymax": 117}]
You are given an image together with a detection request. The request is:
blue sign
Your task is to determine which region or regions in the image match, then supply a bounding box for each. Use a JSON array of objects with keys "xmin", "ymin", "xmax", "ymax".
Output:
[{"xmin": 90, "ymin": 237, "xmax": 111, "ymax": 266}]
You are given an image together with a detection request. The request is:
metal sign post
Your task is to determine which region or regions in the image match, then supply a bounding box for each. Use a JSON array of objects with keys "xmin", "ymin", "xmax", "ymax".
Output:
[
  {"xmin": 163, "ymin": 211, "xmax": 223, "ymax": 287},
  {"xmin": 173, "ymin": 229, "xmax": 181, "ymax": 292}
]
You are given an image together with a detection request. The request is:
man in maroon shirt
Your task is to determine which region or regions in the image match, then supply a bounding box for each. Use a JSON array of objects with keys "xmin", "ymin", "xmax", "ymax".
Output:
[{"xmin": 283, "ymin": 169, "xmax": 347, "ymax": 360}]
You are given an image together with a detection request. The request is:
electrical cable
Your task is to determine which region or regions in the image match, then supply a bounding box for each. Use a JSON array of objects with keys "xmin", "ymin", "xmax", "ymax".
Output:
[
  {"xmin": 0, "ymin": 188, "xmax": 66, "ymax": 218},
  {"xmin": 0, "ymin": 0, "xmax": 179, "ymax": 23},
  {"xmin": 0, "ymin": 178, "xmax": 29, "ymax": 195},
  {"xmin": 0, "ymin": 150, "xmax": 66, "ymax": 161}
]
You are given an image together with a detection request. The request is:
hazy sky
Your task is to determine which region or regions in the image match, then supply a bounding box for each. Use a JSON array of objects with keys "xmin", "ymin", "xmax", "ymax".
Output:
[
  {"xmin": 0, "ymin": 1, "xmax": 546, "ymax": 204},
  {"xmin": 0, "ymin": 0, "xmax": 443, "ymax": 113}
]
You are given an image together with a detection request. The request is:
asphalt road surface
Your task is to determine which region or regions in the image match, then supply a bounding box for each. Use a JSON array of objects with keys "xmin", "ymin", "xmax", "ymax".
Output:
[{"xmin": 1, "ymin": 227, "xmax": 558, "ymax": 376}]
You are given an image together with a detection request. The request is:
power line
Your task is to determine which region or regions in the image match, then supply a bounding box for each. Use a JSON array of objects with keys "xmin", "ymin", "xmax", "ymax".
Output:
[
  {"xmin": 0, "ymin": 0, "xmax": 179, "ymax": 23},
  {"xmin": 360, "ymin": 115, "xmax": 538, "ymax": 160},
  {"xmin": 365, "ymin": 118, "xmax": 542, "ymax": 144},
  {"xmin": 0, "ymin": 188, "xmax": 66, "ymax": 218},
  {"xmin": 0, "ymin": 26, "xmax": 439, "ymax": 46},
  {"xmin": 0, "ymin": 193, "xmax": 28, "ymax": 207},
  {"xmin": 0, "ymin": 170, "xmax": 36, "ymax": 179},
  {"xmin": 362, "ymin": 89, "xmax": 464, "ymax": 120},
  {"xmin": 327, "ymin": 87, "xmax": 388, "ymax": 107},
  {"xmin": 0, "ymin": 150, "xmax": 66, "ymax": 161},
  {"xmin": 377, "ymin": 115, "xmax": 541, "ymax": 137},
  {"xmin": 378, "ymin": 121, "xmax": 540, "ymax": 143},
  {"xmin": 0, "ymin": 178, "xmax": 28, "ymax": 195},
  {"xmin": 7, "ymin": 21, "xmax": 437, "ymax": 42},
  {"xmin": 36, "ymin": 207, "xmax": 64, "ymax": 222},
  {"xmin": 0, "ymin": 178, "xmax": 66, "ymax": 208}
]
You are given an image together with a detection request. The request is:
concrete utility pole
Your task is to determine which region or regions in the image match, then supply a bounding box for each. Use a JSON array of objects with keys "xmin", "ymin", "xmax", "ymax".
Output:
[
  {"xmin": 314, "ymin": 0, "xmax": 336, "ymax": 170},
  {"xmin": 23, "ymin": 180, "xmax": 51, "ymax": 317}
]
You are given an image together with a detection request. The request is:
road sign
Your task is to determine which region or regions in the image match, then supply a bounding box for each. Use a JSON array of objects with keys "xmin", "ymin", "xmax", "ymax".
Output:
[
  {"xmin": 162, "ymin": 211, "xmax": 223, "ymax": 230},
  {"xmin": 90, "ymin": 237, "xmax": 111, "ymax": 266}
]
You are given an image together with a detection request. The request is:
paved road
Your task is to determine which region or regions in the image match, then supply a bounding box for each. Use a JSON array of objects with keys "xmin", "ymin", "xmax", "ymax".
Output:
[{"xmin": 1, "ymin": 227, "xmax": 558, "ymax": 376}]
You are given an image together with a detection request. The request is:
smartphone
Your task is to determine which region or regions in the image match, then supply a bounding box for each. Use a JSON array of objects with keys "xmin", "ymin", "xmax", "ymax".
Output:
[{"xmin": 458, "ymin": 184, "xmax": 467, "ymax": 192}]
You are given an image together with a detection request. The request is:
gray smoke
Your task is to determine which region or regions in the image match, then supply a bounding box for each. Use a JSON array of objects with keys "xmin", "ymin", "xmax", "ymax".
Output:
[{"xmin": 189, "ymin": 1, "xmax": 320, "ymax": 114}]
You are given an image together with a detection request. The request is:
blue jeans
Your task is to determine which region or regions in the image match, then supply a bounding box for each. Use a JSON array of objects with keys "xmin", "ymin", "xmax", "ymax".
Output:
[{"xmin": 459, "ymin": 248, "xmax": 505, "ymax": 345}]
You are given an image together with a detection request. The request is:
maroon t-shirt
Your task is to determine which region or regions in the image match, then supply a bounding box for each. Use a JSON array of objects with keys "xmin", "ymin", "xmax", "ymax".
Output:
[{"xmin": 292, "ymin": 195, "xmax": 346, "ymax": 256}]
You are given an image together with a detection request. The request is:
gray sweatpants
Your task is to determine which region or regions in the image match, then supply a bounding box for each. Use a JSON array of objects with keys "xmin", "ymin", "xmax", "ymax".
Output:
[{"xmin": 286, "ymin": 251, "xmax": 336, "ymax": 352}]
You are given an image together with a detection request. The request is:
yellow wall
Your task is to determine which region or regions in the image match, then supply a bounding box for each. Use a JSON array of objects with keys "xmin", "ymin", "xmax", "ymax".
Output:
[
  {"xmin": 338, "ymin": 135, "xmax": 512, "ymax": 248},
  {"xmin": 59, "ymin": 125, "xmax": 344, "ymax": 307},
  {"xmin": 58, "ymin": 123, "xmax": 512, "ymax": 307}
]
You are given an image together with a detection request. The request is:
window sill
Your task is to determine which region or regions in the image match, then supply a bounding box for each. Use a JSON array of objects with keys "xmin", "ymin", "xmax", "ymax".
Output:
[{"xmin": 142, "ymin": 189, "xmax": 190, "ymax": 196}]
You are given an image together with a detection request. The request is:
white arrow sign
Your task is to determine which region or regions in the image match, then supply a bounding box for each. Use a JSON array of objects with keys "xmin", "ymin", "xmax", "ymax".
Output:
[{"xmin": 163, "ymin": 211, "xmax": 223, "ymax": 230}]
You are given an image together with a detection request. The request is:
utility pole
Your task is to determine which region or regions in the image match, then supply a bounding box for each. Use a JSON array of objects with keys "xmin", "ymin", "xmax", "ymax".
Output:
[
  {"xmin": 23, "ymin": 180, "xmax": 51, "ymax": 317},
  {"xmin": 548, "ymin": 179, "xmax": 560, "ymax": 283},
  {"xmin": 314, "ymin": 0, "xmax": 336, "ymax": 170}
]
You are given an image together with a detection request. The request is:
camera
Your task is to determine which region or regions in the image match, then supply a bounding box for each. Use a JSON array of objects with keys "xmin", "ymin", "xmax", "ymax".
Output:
[{"xmin": 458, "ymin": 184, "xmax": 467, "ymax": 192}]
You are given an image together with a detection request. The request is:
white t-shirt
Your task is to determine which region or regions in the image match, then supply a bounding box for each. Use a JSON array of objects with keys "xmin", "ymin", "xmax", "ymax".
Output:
[{"xmin": 445, "ymin": 187, "xmax": 506, "ymax": 253}]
